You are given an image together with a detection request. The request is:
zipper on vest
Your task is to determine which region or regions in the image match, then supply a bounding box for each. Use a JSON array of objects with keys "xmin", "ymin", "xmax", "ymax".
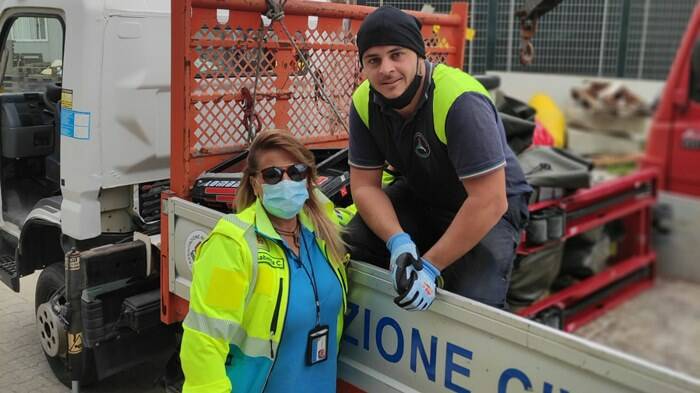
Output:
[
  {"xmin": 262, "ymin": 275, "xmax": 288, "ymax": 392},
  {"xmin": 269, "ymin": 277, "xmax": 283, "ymax": 358}
]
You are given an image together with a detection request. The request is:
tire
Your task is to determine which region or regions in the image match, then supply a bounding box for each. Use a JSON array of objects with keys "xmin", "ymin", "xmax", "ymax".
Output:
[{"xmin": 35, "ymin": 263, "xmax": 97, "ymax": 387}]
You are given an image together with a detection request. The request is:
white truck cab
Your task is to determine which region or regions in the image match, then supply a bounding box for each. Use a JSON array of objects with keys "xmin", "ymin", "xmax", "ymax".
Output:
[{"xmin": 0, "ymin": 1, "xmax": 174, "ymax": 386}]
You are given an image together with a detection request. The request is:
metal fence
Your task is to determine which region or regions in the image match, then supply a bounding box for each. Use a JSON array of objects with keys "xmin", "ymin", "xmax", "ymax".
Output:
[{"xmin": 363, "ymin": 0, "xmax": 697, "ymax": 80}]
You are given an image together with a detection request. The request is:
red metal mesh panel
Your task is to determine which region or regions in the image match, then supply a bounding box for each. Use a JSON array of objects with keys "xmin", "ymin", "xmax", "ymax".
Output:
[
  {"xmin": 189, "ymin": 21, "xmax": 280, "ymax": 155},
  {"xmin": 187, "ymin": 10, "xmax": 364, "ymax": 155},
  {"xmin": 286, "ymin": 27, "xmax": 361, "ymax": 140}
]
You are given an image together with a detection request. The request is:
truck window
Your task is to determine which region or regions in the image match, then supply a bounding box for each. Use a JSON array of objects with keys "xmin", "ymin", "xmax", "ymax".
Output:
[
  {"xmin": 1, "ymin": 16, "xmax": 63, "ymax": 93},
  {"xmin": 691, "ymin": 37, "xmax": 700, "ymax": 102}
]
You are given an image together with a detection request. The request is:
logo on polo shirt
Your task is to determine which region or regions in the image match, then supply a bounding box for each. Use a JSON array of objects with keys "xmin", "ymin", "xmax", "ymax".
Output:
[{"xmin": 414, "ymin": 132, "xmax": 431, "ymax": 158}]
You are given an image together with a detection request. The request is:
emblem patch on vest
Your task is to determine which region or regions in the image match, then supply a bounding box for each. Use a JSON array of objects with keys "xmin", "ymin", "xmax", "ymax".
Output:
[
  {"xmin": 414, "ymin": 132, "xmax": 431, "ymax": 159},
  {"xmin": 259, "ymin": 250, "xmax": 284, "ymax": 269}
]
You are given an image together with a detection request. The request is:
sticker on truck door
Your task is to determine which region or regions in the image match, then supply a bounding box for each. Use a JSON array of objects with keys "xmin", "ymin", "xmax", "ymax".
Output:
[
  {"xmin": 61, "ymin": 88, "xmax": 73, "ymax": 109},
  {"xmin": 60, "ymin": 108, "xmax": 91, "ymax": 140}
]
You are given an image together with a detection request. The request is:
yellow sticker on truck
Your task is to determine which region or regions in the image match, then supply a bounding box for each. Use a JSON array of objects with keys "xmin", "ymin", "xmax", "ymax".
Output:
[{"xmin": 61, "ymin": 88, "xmax": 73, "ymax": 109}]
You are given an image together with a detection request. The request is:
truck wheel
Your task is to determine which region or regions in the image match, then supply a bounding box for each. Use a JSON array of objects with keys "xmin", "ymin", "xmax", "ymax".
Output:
[{"xmin": 35, "ymin": 263, "xmax": 97, "ymax": 387}]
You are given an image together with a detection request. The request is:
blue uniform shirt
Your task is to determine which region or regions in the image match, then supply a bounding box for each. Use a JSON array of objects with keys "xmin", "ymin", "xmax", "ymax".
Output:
[{"xmin": 263, "ymin": 226, "xmax": 343, "ymax": 393}]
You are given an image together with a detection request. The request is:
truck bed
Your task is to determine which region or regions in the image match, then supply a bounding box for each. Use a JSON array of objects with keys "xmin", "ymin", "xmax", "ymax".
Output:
[
  {"xmin": 576, "ymin": 278, "xmax": 700, "ymax": 379},
  {"xmin": 164, "ymin": 197, "xmax": 700, "ymax": 392}
]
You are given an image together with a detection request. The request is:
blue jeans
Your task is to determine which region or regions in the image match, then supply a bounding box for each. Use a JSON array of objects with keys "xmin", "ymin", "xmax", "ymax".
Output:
[{"xmin": 343, "ymin": 179, "xmax": 529, "ymax": 309}]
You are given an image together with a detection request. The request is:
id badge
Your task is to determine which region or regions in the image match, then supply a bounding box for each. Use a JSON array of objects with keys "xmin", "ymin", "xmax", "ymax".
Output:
[{"xmin": 306, "ymin": 325, "xmax": 329, "ymax": 366}]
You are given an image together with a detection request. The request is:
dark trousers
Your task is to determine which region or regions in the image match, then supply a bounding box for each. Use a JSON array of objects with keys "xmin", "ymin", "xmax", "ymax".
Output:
[{"xmin": 343, "ymin": 179, "xmax": 529, "ymax": 309}]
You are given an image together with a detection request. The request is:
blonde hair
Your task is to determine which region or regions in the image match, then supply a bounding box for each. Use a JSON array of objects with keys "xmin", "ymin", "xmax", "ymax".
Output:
[{"xmin": 236, "ymin": 130, "xmax": 346, "ymax": 264}]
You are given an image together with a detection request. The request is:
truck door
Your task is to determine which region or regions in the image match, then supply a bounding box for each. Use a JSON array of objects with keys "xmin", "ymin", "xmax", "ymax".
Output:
[
  {"xmin": 0, "ymin": 13, "xmax": 64, "ymax": 226},
  {"xmin": 668, "ymin": 35, "xmax": 700, "ymax": 196},
  {"xmin": 0, "ymin": 12, "xmax": 64, "ymax": 290}
]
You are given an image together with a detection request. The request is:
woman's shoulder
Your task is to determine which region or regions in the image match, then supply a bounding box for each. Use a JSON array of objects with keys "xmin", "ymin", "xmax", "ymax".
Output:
[
  {"xmin": 211, "ymin": 213, "xmax": 255, "ymax": 238},
  {"xmin": 196, "ymin": 214, "xmax": 255, "ymax": 257},
  {"xmin": 194, "ymin": 216, "xmax": 255, "ymax": 271}
]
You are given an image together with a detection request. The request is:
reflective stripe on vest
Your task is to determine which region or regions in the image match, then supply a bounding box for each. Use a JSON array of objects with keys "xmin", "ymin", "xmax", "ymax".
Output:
[
  {"xmin": 351, "ymin": 63, "xmax": 492, "ymax": 144},
  {"xmin": 185, "ymin": 308, "xmax": 277, "ymax": 358},
  {"xmin": 352, "ymin": 80, "xmax": 371, "ymax": 128},
  {"xmin": 221, "ymin": 213, "xmax": 259, "ymax": 307}
]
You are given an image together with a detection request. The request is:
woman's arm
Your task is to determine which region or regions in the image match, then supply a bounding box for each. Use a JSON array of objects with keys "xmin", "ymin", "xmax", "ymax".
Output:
[{"xmin": 180, "ymin": 327, "xmax": 232, "ymax": 393}]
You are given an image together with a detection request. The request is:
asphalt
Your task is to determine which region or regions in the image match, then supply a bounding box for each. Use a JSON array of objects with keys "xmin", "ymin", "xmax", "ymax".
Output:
[{"xmin": 0, "ymin": 272, "xmax": 164, "ymax": 393}]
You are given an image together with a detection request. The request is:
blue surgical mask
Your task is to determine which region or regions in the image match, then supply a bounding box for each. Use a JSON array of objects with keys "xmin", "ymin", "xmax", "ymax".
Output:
[{"xmin": 261, "ymin": 179, "xmax": 309, "ymax": 219}]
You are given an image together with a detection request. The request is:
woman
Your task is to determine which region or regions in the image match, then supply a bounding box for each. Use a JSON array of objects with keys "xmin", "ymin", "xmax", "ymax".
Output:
[{"xmin": 180, "ymin": 130, "xmax": 348, "ymax": 393}]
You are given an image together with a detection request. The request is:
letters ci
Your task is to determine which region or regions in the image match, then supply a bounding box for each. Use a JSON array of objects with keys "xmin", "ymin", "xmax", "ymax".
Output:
[
  {"xmin": 344, "ymin": 303, "xmax": 572, "ymax": 393},
  {"xmin": 499, "ymin": 369, "xmax": 571, "ymax": 393}
]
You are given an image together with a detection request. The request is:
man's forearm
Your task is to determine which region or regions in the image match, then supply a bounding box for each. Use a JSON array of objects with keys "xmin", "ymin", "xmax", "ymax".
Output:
[
  {"xmin": 423, "ymin": 195, "xmax": 506, "ymax": 270},
  {"xmin": 353, "ymin": 186, "xmax": 403, "ymax": 243}
]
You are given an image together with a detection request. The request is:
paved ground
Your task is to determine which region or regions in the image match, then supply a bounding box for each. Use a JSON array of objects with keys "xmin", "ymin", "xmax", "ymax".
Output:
[
  {"xmin": 0, "ymin": 272, "xmax": 164, "ymax": 393},
  {"xmin": 576, "ymin": 278, "xmax": 700, "ymax": 379}
]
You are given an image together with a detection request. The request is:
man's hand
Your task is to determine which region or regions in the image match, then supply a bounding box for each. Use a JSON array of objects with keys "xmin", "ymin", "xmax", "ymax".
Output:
[
  {"xmin": 394, "ymin": 257, "xmax": 441, "ymax": 311},
  {"xmin": 386, "ymin": 232, "xmax": 418, "ymax": 293}
]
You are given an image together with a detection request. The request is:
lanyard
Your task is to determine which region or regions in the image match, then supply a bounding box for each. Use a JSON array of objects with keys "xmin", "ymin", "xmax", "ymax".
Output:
[{"xmin": 298, "ymin": 230, "xmax": 321, "ymax": 327}]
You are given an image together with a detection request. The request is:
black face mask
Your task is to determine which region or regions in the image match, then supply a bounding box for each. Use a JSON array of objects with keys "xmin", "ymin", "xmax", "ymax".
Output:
[
  {"xmin": 374, "ymin": 57, "xmax": 424, "ymax": 109},
  {"xmin": 379, "ymin": 72, "xmax": 423, "ymax": 109}
]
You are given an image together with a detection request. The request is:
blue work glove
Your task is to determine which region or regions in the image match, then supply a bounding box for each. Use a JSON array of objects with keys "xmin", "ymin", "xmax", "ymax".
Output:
[
  {"xmin": 386, "ymin": 232, "xmax": 418, "ymax": 293},
  {"xmin": 394, "ymin": 257, "xmax": 441, "ymax": 311}
]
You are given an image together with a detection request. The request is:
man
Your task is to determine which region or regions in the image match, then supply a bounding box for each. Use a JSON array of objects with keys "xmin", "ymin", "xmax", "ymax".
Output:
[{"xmin": 345, "ymin": 6, "xmax": 532, "ymax": 311}]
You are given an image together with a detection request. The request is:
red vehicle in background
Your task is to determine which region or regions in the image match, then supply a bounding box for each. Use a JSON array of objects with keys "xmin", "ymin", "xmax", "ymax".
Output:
[{"xmin": 644, "ymin": 4, "xmax": 700, "ymax": 197}]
